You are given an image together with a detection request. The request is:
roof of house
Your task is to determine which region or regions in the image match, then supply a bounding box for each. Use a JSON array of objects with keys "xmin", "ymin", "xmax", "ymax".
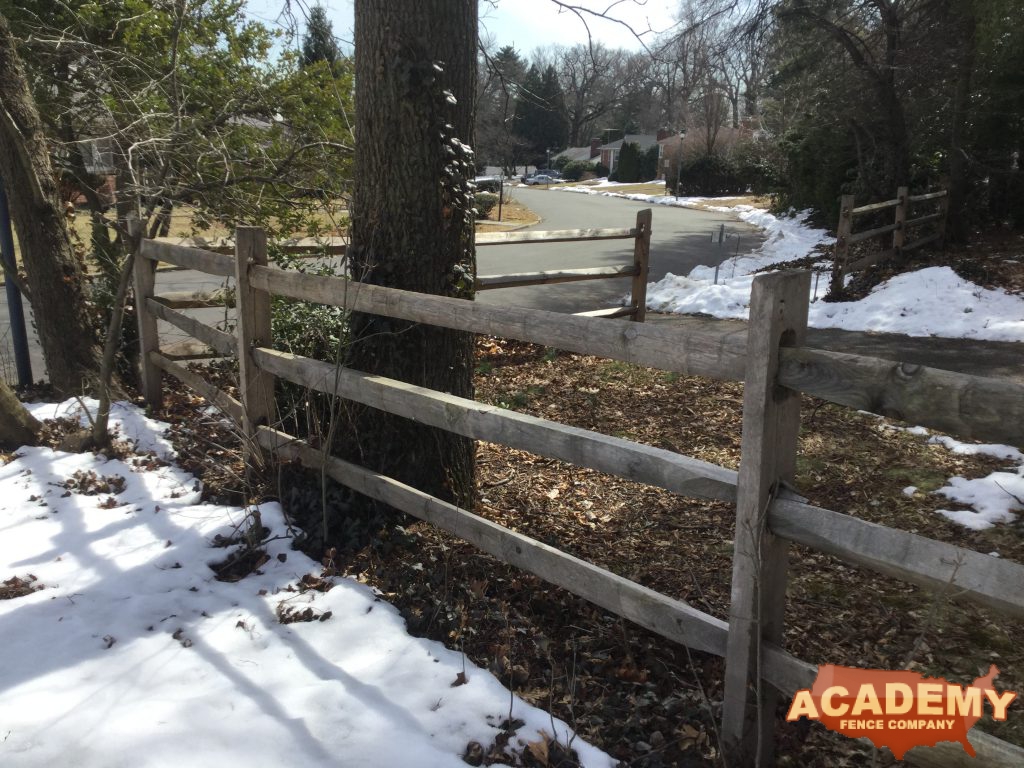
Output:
[
  {"xmin": 599, "ymin": 134, "xmax": 660, "ymax": 151},
  {"xmin": 553, "ymin": 146, "xmax": 597, "ymax": 164}
]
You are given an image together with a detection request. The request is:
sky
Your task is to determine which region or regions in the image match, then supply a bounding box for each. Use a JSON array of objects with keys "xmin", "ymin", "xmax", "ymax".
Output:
[{"xmin": 244, "ymin": 0, "xmax": 682, "ymax": 55}]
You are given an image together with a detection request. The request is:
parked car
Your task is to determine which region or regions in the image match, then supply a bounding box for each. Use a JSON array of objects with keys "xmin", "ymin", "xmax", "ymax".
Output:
[
  {"xmin": 519, "ymin": 169, "xmax": 561, "ymax": 183},
  {"xmin": 473, "ymin": 175, "xmax": 504, "ymax": 193},
  {"xmin": 523, "ymin": 174, "xmax": 556, "ymax": 185}
]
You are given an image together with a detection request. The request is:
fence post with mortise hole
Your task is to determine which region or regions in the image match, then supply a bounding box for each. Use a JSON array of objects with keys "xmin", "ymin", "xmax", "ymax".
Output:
[
  {"xmin": 631, "ymin": 208, "xmax": 652, "ymax": 322},
  {"xmin": 721, "ymin": 269, "xmax": 811, "ymax": 767}
]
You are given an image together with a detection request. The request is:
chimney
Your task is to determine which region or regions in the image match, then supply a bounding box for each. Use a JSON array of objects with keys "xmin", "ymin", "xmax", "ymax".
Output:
[
  {"xmin": 656, "ymin": 127, "xmax": 673, "ymax": 141},
  {"xmin": 589, "ymin": 137, "xmax": 601, "ymax": 158}
]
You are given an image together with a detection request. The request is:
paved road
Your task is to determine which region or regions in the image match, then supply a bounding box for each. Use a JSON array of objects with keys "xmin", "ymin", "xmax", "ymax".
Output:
[
  {"xmin": 477, "ymin": 186, "xmax": 763, "ymax": 314},
  {"xmin": 2, "ymin": 189, "xmax": 757, "ymax": 381},
  {"xmin": 2, "ymin": 191, "xmax": 1020, "ymax": 386}
]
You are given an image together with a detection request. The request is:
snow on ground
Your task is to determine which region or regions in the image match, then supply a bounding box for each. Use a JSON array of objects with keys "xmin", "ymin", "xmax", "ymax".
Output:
[
  {"xmin": 555, "ymin": 183, "xmax": 1024, "ymax": 343},
  {"xmin": 0, "ymin": 400, "xmax": 614, "ymax": 768},
  {"xmin": 876, "ymin": 421, "xmax": 1024, "ymax": 532},
  {"xmin": 929, "ymin": 436, "xmax": 1024, "ymax": 531}
]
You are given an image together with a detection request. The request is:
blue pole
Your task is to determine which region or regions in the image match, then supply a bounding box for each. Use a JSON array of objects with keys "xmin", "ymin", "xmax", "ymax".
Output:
[{"xmin": 0, "ymin": 176, "xmax": 33, "ymax": 387}]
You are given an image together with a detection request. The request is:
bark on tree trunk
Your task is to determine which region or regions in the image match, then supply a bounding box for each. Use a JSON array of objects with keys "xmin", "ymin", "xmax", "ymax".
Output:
[
  {"xmin": 0, "ymin": 13, "xmax": 103, "ymax": 395},
  {"xmin": 947, "ymin": 5, "xmax": 976, "ymax": 244},
  {"xmin": 343, "ymin": 0, "xmax": 477, "ymax": 523},
  {"xmin": 0, "ymin": 378, "xmax": 39, "ymax": 449}
]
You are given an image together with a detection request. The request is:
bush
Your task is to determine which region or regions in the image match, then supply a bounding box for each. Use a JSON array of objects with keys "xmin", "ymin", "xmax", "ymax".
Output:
[
  {"xmin": 475, "ymin": 192, "xmax": 499, "ymax": 219},
  {"xmin": 733, "ymin": 140, "xmax": 782, "ymax": 194},
  {"xmin": 560, "ymin": 161, "xmax": 590, "ymax": 181},
  {"xmin": 474, "ymin": 177, "xmax": 502, "ymax": 193},
  {"xmin": 594, "ymin": 162, "xmax": 610, "ymax": 178},
  {"xmin": 666, "ymin": 152, "xmax": 745, "ymax": 196},
  {"xmin": 640, "ymin": 145, "xmax": 660, "ymax": 182},
  {"xmin": 268, "ymin": 255, "xmax": 349, "ymax": 438},
  {"xmin": 616, "ymin": 142, "xmax": 642, "ymax": 182}
]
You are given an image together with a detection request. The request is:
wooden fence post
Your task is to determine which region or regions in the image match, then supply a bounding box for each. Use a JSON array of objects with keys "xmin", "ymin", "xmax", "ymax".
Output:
[
  {"xmin": 234, "ymin": 227, "xmax": 275, "ymax": 469},
  {"xmin": 721, "ymin": 270, "xmax": 810, "ymax": 767},
  {"xmin": 631, "ymin": 208, "xmax": 652, "ymax": 322},
  {"xmin": 892, "ymin": 185, "xmax": 908, "ymax": 261},
  {"xmin": 828, "ymin": 194, "xmax": 854, "ymax": 296},
  {"xmin": 132, "ymin": 219, "xmax": 162, "ymax": 410},
  {"xmin": 937, "ymin": 189, "xmax": 950, "ymax": 249}
]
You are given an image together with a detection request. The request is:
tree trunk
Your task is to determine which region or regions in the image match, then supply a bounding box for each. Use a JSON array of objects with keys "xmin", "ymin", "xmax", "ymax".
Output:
[
  {"xmin": 947, "ymin": 4, "xmax": 976, "ymax": 244},
  {"xmin": 0, "ymin": 378, "xmax": 39, "ymax": 449},
  {"xmin": 0, "ymin": 13, "xmax": 103, "ymax": 395},
  {"xmin": 343, "ymin": 1, "xmax": 476, "ymax": 526}
]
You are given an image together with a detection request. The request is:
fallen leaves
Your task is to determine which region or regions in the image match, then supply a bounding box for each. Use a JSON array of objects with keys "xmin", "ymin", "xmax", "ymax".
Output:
[
  {"xmin": 61, "ymin": 470, "xmax": 126, "ymax": 496},
  {"xmin": 276, "ymin": 603, "xmax": 333, "ymax": 624},
  {"xmin": 158, "ymin": 335, "xmax": 1024, "ymax": 764},
  {"xmin": 1, "ymin": 574, "xmax": 42, "ymax": 600}
]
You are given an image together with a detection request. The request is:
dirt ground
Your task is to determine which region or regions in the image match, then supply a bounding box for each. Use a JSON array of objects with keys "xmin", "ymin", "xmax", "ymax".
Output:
[{"xmin": 146, "ymin": 335, "xmax": 1024, "ymax": 767}]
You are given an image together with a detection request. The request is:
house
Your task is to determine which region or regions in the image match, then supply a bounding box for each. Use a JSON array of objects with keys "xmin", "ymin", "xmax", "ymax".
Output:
[
  {"xmin": 657, "ymin": 119, "xmax": 765, "ymax": 173},
  {"xmin": 552, "ymin": 138, "xmax": 602, "ymax": 167},
  {"xmin": 597, "ymin": 133, "xmax": 662, "ymax": 175}
]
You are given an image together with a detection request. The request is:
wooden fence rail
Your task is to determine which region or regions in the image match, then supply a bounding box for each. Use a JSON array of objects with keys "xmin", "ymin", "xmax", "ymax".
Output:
[
  {"xmin": 133, "ymin": 224, "xmax": 1024, "ymax": 767},
  {"xmin": 146, "ymin": 211, "xmax": 653, "ymax": 320},
  {"xmin": 830, "ymin": 187, "xmax": 949, "ymax": 294}
]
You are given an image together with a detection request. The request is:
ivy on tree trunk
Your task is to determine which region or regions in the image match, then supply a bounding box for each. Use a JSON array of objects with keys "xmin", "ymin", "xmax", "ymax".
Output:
[{"xmin": 342, "ymin": 0, "xmax": 477, "ymax": 527}]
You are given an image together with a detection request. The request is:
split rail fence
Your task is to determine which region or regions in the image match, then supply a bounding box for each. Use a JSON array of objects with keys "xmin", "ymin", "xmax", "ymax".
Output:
[
  {"xmin": 134, "ymin": 221, "xmax": 1024, "ymax": 767},
  {"xmin": 151, "ymin": 208, "xmax": 652, "ymax": 322},
  {"xmin": 831, "ymin": 187, "xmax": 949, "ymax": 294}
]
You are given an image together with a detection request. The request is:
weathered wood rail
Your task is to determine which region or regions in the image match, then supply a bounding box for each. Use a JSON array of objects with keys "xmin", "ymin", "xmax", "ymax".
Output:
[
  {"xmin": 830, "ymin": 187, "xmax": 949, "ymax": 294},
  {"xmin": 147, "ymin": 210, "xmax": 653, "ymax": 320},
  {"xmin": 134, "ymin": 225, "xmax": 1024, "ymax": 767}
]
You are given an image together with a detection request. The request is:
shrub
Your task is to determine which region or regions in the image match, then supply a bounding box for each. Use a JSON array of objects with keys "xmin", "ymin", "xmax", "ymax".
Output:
[
  {"xmin": 560, "ymin": 160, "xmax": 590, "ymax": 181},
  {"xmin": 616, "ymin": 142, "xmax": 642, "ymax": 182},
  {"xmin": 640, "ymin": 145, "xmax": 660, "ymax": 182},
  {"xmin": 475, "ymin": 192, "xmax": 499, "ymax": 219},
  {"xmin": 733, "ymin": 140, "xmax": 783, "ymax": 194},
  {"xmin": 594, "ymin": 162, "xmax": 610, "ymax": 178},
  {"xmin": 268, "ymin": 255, "xmax": 349, "ymax": 438},
  {"xmin": 474, "ymin": 177, "xmax": 502, "ymax": 193},
  {"xmin": 667, "ymin": 152, "xmax": 746, "ymax": 196}
]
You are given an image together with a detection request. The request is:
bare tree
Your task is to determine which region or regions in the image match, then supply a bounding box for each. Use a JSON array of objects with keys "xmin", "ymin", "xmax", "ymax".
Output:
[{"xmin": 556, "ymin": 42, "xmax": 624, "ymax": 146}]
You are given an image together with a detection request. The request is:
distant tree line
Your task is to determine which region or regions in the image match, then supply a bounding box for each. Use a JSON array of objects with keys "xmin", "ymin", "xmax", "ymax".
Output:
[{"xmin": 476, "ymin": 0, "xmax": 1022, "ymax": 234}]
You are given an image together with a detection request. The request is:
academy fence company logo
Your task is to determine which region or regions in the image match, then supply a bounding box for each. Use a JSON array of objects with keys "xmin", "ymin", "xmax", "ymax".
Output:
[{"xmin": 786, "ymin": 664, "xmax": 1017, "ymax": 759}]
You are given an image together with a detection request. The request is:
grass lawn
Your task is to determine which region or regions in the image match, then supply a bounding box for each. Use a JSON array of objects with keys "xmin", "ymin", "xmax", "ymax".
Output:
[{"xmin": 475, "ymin": 195, "xmax": 538, "ymax": 233}]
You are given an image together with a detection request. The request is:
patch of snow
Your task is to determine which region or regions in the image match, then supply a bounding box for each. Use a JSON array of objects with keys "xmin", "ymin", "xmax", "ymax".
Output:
[
  {"xmin": 935, "ymin": 466, "xmax": 1024, "ymax": 531},
  {"xmin": 555, "ymin": 186, "xmax": 1024, "ymax": 343},
  {"xmin": 0, "ymin": 403, "xmax": 615, "ymax": 768},
  {"xmin": 873, "ymin": 423, "xmax": 1024, "ymax": 531},
  {"xmin": 926, "ymin": 435, "xmax": 1024, "ymax": 463},
  {"xmin": 23, "ymin": 397, "xmax": 177, "ymax": 459},
  {"xmin": 807, "ymin": 267, "xmax": 1024, "ymax": 342}
]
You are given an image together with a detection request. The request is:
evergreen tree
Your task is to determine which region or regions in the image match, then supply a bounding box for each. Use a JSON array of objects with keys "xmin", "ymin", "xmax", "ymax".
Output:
[
  {"xmin": 615, "ymin": 141, "xmax": 642, "ymax": 182},
  {"xmin": 302, "ymin": 5, "xmax": 339, "ymax": 68},
  {"xmin": 513, "ymin": 64, "xmax": 568, "ymax": 166},
  {"xmin": 476, "ymin": 45, "xmax": 527, "ymax": 170}
]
